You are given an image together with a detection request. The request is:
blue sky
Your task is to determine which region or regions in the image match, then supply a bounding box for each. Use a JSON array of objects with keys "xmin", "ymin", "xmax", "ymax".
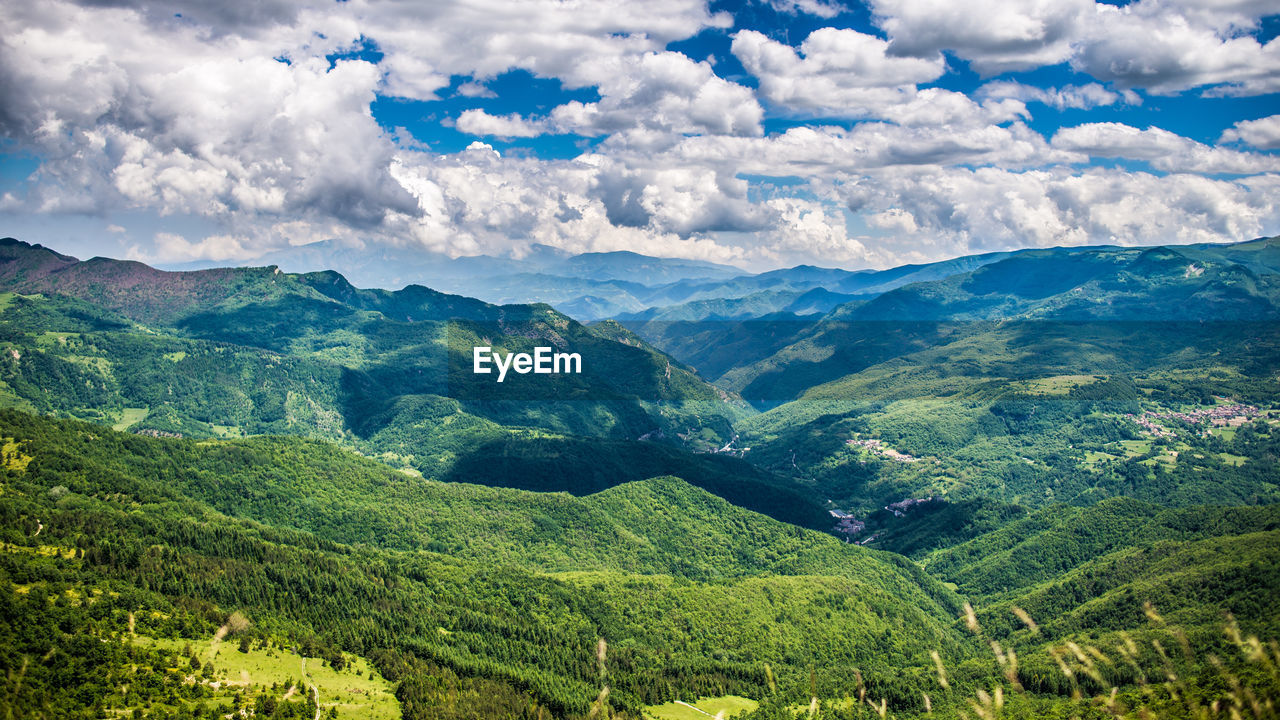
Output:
[{"xmin": 1, "ymin": 0, "xmax": 1279, "ymax": 272}]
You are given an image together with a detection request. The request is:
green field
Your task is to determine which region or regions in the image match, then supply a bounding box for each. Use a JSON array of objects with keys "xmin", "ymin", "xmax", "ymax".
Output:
[
  {"xmin": 112, "ymin": 406, "xmax": 148, "ymax": 431},
  {"xmin": 1119, "ymin": 439, "xmax": 1153, "ymax": 456},
  {"xmin": 645, "ymin": 695, "xmax": 759, "ymax": 720},
  {"xmin": 211, "ymin": 423, "xmax": 245, "ymax": 437},
  {"xmin": 1220, "ymin": 452, "xmax": 1250, "ymax": 466},
  {"xmin": 1017, "ymin": 374, "xmax": 1102, "ymax": 395},
  {"xmin": 139, "ymin": 633, "xmax": 400, "ymax": 719}
]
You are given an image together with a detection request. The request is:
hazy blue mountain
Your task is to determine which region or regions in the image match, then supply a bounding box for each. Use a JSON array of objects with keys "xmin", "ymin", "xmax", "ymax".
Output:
[
  {"xmin": 162, "ymin": 242, "xmax": 1023, "ymax": 322},
  {"xmin": 699, "ymin": 239, "xmax": 1280, "ymax": 405}
]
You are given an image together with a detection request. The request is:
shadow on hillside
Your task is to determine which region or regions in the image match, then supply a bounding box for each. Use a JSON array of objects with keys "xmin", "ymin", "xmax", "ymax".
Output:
[{"xmin": 440, "ymin": 435, "xmax": 831, "ymax": 530}]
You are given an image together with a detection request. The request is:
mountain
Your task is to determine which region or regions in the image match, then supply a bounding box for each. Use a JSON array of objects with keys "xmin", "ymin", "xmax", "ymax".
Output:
[
  {"xmin": 0, "ymin": 410, "xmax": 973, "ymax": 717},
  {"xmin": 166, "ymin": 240, "xmax": 744, "ymax": 316},
  {"xmin": 167, "ymin": 240, "xmax": 1020, "ymax": 323},
  {"xmin": 713, "ymin": 240, "xmax": 1280, "ymax": 406},
  {"xmin": 0, "ymin": 238, "xmax": 860, "ymax": 529},
  {"xmin": 686, "ymin": 239, "xmax": 1280, "ymax": 544},
  {"xmin": 611, "ymin": 251, "xmax": 1033, "ymax": 375},
  {"xmin": 4, "ymin": 411, "xmax": 1277, "ymax": 719},
  {"xmin": 3, "ymin": 234, "xmax": 1280, "ymax": 719}
]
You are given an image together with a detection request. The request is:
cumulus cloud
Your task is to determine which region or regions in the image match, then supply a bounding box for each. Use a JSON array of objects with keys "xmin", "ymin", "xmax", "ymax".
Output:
[
  {"xmin": 768, "ymin": 0, "xmax": 848, "ymax": 18},
  {"xmin": 548, "ymin": 51, "xmax": 762, "ymax": 139},
  {"xmin": 833, "ymin": 166, "xmax": 1280, "ymax": 258},
  {"xmin": 455, "ymin": 81, "xmax": 497, "ymax": 99},
  {"xmin": 730, "ymin": 29, "xmax": 1042, "ymax": 128},
  {"xmin": 1, "ymin": 1, "xmax": 415, "ymax": 230},
  {"xmin": 664, "ymin": 120, "xmax": 1078, "ymax": 177},
  {"xmin": 358, "ymin": 0, "xmax": 731, "ymax": 98},
  {"xmin": 759, "ymin": 197, "xmax": 869, "ymax": 265},
  {"xmin": 870, "ymin": 0, "xmax": 1093, "ymax": 74},
  {"xmin": 977, "ymin": 81, "xmax": 1137, "ymax": 110},
  {"xmin": 864, "ymin": 0, "xmax": 1280, "ymax": 95},
  {"xmin": 1, "ymin": 0, "xmax": 1278, "ymax": 272},
  {"xmin": 732, "ymin": 28, "xmax": 944, "ymax": 116},
  {"xmin": 132, "ymin": 232, "xmax": 257, "ymax": 264},
  {"xmin": 1220, "ymin": 115, "xmax": 1280, "ymax": 150},
  {"xmin": 456, "ymin": 109, "xmax": 548, "ymax": 139},
  {"xmin": 1071, "ymin": 1, "xmax": 1280, "ymax": 96},
  {"xmin": 383, "ymin": 144, "xmax": 764, "ymax": 262},
  {"xmin": 1051, "ymin": 122, "xmax": 1280, "ymax": 174}
]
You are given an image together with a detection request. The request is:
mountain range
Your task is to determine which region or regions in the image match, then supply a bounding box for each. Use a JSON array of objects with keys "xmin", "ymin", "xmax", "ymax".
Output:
[{"xmin": 2, "ymin": 234, "xmax": 1279, "ymax": 720}]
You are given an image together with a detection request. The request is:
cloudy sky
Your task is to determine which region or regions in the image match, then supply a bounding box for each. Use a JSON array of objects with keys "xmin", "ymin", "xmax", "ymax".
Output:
[{"xmin": 2, "ymin": 0, "xmax": 1279, "ymax": 272}]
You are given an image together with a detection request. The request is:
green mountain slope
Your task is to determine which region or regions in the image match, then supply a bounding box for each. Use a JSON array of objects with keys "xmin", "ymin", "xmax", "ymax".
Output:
[
  {"xmin": 712, "ymin": 240, "xmax": 1280, "ymax": 407},
  {"xmin": 735, "ymin": 320, "xmax": 1280, "ymax": 515},
  {"xmin": 923, "ymin": 498, "xmax": 1280, "ymax": 599},
  {"xmin": 0, "ymin": 410, "xmax": 975, "ymax": 718},
  {"xmin": 0, "ymin": 240, "xmax": 881, "ymax": 527}
]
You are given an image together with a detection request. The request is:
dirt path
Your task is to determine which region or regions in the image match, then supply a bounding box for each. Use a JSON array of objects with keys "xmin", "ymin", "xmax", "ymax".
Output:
[
  {"xmin": 207, "ymin": 623, "xmax": 229, "ymax": 662},
  {"xmin": 300, "ymin": 657, "xmax": 320, "ymax": 720},
  {"xmin": 283, "ymin": 684, "xmax": 297, "ymax": 701},
  {"xmin": 675, "ymin": 701, "xmax": 718, "ymax": 718}
]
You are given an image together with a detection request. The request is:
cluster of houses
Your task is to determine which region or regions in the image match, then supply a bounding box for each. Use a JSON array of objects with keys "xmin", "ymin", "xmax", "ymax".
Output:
[
  {"xmin": 1126, "ymin": 401, "xmax": 1263, "ymax": 438},
  {"xmin": 829, "ymin": 495, "xmax": 938, "ymax": 543},
  {"xmin": 829, "ymin": 509, "xmax": 866, "ymax": 538},
  {"xmin": 847, "ymin": 437, "xmax": 919, "ymax": 462},
  {"xmin": 135, "ymin": 428, "xmax": 182, "ymax": 439},
  {"xmin": 884, "ymin": 496, "xmax": 937, "ymax": 517}
]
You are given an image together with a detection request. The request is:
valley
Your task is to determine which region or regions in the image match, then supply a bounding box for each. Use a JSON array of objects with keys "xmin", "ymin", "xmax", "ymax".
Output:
[{"xmin": 1, "ymin": 236, "xmax": 1278, "ymax": 719}]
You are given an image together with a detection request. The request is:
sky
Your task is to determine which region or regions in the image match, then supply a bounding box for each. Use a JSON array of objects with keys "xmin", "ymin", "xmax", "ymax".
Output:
[{"xmin": 1, "ymin": 0, "xmax": 1279, "ymax": 273}]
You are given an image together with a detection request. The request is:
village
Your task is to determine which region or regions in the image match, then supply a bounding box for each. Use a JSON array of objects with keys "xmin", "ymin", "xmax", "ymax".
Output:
[
  {"xmin": 1125, "ymin": 401, "xmax": 1264, "ymax": 438},
  {"xmin": 847, "ymin": 437, "xmax": 919, "ymax": 462},
  {"xmin": 829, "ymin": 496, "xmax": 939, "ymax": 544}
]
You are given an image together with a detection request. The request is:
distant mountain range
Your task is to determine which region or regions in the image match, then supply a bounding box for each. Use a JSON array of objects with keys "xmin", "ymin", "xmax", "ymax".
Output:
[
  {"xmin": 5, "ymin": 233, "xmax": 1280, "ymax": 719},
  {"xmin": 165, "ymin": 239, "xmax": 1028, "ymax": 320}
]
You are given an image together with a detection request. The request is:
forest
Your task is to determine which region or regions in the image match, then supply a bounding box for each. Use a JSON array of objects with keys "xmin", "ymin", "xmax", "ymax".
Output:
[{"xmin": 1, "ymin": 237, "xmax": 1279, "ymax": 718}]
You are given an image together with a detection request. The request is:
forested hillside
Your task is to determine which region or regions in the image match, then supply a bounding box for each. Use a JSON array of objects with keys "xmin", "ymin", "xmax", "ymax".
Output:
[
  {"xmin": 4, "ymin": 412, "xmax": 1278, "ymax": 719},
  {"xmin": 3, "ymin": 236, "xmax": 1279, "ymax": 720},
  {"xmin": 0, "ymin": 239, "xmax": 841, "ymax": 527},
  {"xmin": 0, "ymin": 412, "xmax": 976, "ymax": 718}
]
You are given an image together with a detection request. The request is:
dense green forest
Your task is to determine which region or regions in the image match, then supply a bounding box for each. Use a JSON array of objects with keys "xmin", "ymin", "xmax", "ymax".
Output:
[
  {"xmin": 2, "ymin": 237, "xmax": 1279, "ymax": 719},
  {"xmin": 0, "ymin": 412, "xmax": 976, "ymax": 718},
  {"xmin": 4, "ymin": 412, "xmax": 1278, "ymax": 719}
]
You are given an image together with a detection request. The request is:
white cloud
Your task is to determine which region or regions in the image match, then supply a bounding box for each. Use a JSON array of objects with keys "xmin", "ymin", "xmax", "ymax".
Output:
[
  {"xmin": 866, "ymin": 207, "xmax": 919, "ymax": 234},
  {"xmin": 456, "ymin": 109, "xmax": 548, "ymax": 139},
  {"xmin": 869, "ymin": 0, "xmax": 1093, "ymax": 74},
  {"xmin": 768, "ymin": 0, "xmax": 848, "ymax": 18},
  {"xmin": 977, "ymin": 81, "xmax": 1132, "ymax": 110},
  {"xmin": 549, "ymin": 51, "xmax": 762, "ymax": 139},
  {"xmin": 833, "ymin": 166, "xmax": 1280, "ymax": 258},
  {"xmin": 356, "ymin": 0, "xmax": 731, "ymax": 96},
  {"xmin": 866, "ymin": 0, "xmax": 1280, "ymax": 95},
  {"xmin": 1220, "ymin": 114, "xmax": 1280, "ymax": 150},
  {"xmin": 133, "ymin": 231, "xmax": 257, "ymax": 263},
  {"xmin": 665, "ymin": 120, "xmax": 1078, "ymax": 177},
  {"xmin": 732, "ymin": 28, "xmax": 944, "ymax": 116},
  {"xmin": 1, "ymin": 2, "xmax": 414, "ymax": 230},
  {"xmin": 2, "ymin": 0, "xmax": 1278, "ymax": 273},
  {"xmin": 455, "ymin": 81, "xmax": 497, "ymax": 99},
  {"xmin": 1071, "ymin": 1, "xmax": 1280, "ymax": 96},
  {"xmin": 1051, "ymin": 122, "xmax": 1280, "ymax": 174},
  {"xmin": 759, "ymin": 197, "xmax": 868, "ymax": 265}
]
